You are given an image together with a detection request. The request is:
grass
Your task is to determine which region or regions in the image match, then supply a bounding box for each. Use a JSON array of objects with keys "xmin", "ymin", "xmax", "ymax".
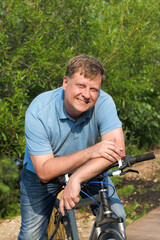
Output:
[
  {"xmin": 117, "ymin": 185, "xmax": 135, "ymax": 197},
  {"xmin": 136, "ymin": 187, "xmax": 147, "ymax": 194},
  {"xmin": 151, "ymin": 182, "xmax": 160, "ymax": 191},
  {"xmin": 125, "ymin": 201, "xmax": 149, "ymax": 226},
  {"xmin": 112, "ymin": 173, "xmax": 160, "ymax": 226}
]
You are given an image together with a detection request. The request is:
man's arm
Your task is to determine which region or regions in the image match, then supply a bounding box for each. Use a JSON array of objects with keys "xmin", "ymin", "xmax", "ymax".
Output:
[
  {"xmin": 67, "ymin": 127, "xmax": 125, "ymax": 183},
  {"xmin": 59, "ymin": 127, "xmax": 125, "ymax": 215},
  {"xmin": 30, "ymin": 130, "xmax": 123, "ymax": 183}
]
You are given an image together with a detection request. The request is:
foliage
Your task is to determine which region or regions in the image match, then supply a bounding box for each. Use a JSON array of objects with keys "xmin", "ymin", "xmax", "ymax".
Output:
[
  {"xmin": 0, "ymin": 155, "xmax": 20, "ymax": 218},
  {"xmin": 0, "ymin": 0, "xmax": 160, "ymax": 218},
  {"xmin": 0, "ymin": 0, "xmax": 159, "ymax": 160},
  {"xmin": 124, "ymin": 200, "xmax": 142, "ymax": 223},
  {"xmin": 117, "ymin": 185, "xmax": 135, "ymax": 198},
  {"xmin": 99, "ymin": 0, "xmax": 160, "ymax": 149}
]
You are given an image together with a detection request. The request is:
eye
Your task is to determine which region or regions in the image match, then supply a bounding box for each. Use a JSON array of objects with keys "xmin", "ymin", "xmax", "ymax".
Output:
[
  {"xmin": 91, "ymin": 88, "xmax": 99, "ymax": 93},
  {"xmin": 78, "ymin": 84, "xmax": 84, "ymax": 88}
]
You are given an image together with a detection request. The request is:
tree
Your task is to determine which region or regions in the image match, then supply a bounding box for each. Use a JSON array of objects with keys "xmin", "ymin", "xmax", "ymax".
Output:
[
  {"xmin": 0, "ymin": 0, "xmax": 159, "ymax": 217},
  {"xmin": 0, "ymin": 155, "xmax": 20, "ymax": 218}
]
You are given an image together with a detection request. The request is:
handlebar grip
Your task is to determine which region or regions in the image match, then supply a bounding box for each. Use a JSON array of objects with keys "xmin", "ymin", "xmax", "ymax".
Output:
[{"xmin": 124, "ymin": 152, "xmax": 155, "ymax": 167}]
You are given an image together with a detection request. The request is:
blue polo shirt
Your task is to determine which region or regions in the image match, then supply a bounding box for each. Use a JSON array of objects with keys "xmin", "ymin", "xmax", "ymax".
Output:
[{"xmin": 24, "ymin": 87, "xmax": 122, "ymax": 173}]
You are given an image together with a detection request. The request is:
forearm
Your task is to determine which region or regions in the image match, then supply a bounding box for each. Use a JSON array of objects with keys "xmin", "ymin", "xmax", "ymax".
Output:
[
  {"xmin": 31, "ymin": 145, "xmax": 97, "ymax": 182},
  {"xmin": 31, "ymin": 129, "xmax": 124, "ymax": 183},
  {"xmin": 69, "ymin": 128, "xmax": 125, "ymax": 184},
  {"xmin": 69, "ymin": 157, "xmax": 113, "ymax": 184}
]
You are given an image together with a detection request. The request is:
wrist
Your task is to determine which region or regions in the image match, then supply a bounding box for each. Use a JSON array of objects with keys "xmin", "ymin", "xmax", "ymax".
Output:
[{"xmin": 70, "ymin": 171, "xmax": 83, "ymax": 185}]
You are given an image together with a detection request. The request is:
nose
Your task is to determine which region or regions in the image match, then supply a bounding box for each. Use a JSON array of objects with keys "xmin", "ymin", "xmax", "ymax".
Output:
[{"xmin": 82, "ymin": 88, "xmax": 90, "ymax": 99}]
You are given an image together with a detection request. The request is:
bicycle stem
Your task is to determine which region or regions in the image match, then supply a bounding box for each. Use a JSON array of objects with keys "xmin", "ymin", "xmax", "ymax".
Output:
[{"xmin": 99, "ymin": 182, "xmax": 112, "ymax": 217}]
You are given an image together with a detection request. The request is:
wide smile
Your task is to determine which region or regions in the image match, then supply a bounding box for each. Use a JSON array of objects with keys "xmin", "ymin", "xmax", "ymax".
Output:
[{"xmin": 77, "ymin": 98, "xmax": 90, "ymax": 105}]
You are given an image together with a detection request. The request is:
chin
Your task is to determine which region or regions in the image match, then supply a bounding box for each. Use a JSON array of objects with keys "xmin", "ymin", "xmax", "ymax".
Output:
[{"xmin": 76, "ymin": 106, "xmax": 91, "ymax": 114}]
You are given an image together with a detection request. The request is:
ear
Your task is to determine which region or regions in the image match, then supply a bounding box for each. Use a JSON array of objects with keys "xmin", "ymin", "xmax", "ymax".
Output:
[{"xmin": 62, "ymin": 77, "xmax": 68, "ymax": 91}]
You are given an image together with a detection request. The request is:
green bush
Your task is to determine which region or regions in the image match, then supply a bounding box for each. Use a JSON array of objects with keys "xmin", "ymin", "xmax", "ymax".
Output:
[
  {"xmin": 0, "ymin": 0, "xmax": 159, "ymax": 218},
  {"xmin": 0, "ymin": 0, "xmax": 159, "ymax": 160},
  {"xmin": 0, "ymin": 155, "xmax": 21, "ymax": 218}
]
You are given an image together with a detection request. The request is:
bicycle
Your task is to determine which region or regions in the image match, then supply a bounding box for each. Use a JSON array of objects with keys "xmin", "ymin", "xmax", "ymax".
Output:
[{"xmin": 48, "ymin": 152, "xmax": 155, "ymax": 240}]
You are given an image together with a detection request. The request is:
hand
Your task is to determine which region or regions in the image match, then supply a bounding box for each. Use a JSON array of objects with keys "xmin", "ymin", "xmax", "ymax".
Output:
[
  {"xmin": 59, "ymin": 176, "xmax": 80, "ymax": 216},
  {"xmin": 90, "ymin": 138, "xmax": 123, "ymax": 163}
]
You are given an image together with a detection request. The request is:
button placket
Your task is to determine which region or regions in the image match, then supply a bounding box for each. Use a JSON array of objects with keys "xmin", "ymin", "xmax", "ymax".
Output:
[{"xmin": 73, "ymin": 126, "xmax": 79, "ymax": 140}]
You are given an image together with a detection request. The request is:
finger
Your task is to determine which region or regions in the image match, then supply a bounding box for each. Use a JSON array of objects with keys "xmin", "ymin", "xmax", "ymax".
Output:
[
  {"xmin": 65, "ymin": 200, "xmax": 76, "ymax": 210},
  {"xmin": 105, "ymin": 144, "xmax": 123, "ymax": 156},
  {"xmin": 64, "ymin": 196, "xmax": 80, "ymax": 210},
  {"xmin": 108, "ymin": 142, "xmax": 123, "ymax": 151},
  {"xmin": 59, "ymin": 198, "xmax": 65, "ymax": 216},
  {"xmin": 72, "ymin": 195, "xmax": 80, "ymax": 205},
  {"xmin": 102, "ymin": 150, "xmax": 122, "ymax": 162},
  {"xmin": 100, "ymin": 145, "xmax": 122, "ymax": 159},
  {"xmin": 101, "ymin": 140, "xmax": 123, "ymax": 154}
]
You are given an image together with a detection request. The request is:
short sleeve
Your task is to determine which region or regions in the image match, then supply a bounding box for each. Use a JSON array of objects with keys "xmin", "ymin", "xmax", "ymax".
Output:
[
  {"xmin": 96, "ymin": 94, "xmax": 122, "ymax": 136},
  {"xmin": 25, "ymin": 110, "xmax": 52, "ymax": 155}
]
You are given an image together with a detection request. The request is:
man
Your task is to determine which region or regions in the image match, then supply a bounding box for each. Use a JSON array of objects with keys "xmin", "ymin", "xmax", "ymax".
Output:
[{"xmin": 18, "ymin": 54, "xmax": 126, "ymax": 239}]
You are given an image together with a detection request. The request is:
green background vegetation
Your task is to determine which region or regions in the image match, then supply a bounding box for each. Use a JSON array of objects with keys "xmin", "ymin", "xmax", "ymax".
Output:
[{"xmin": 0, "ymin": 0, "xmax": 160, "ymax": 218}]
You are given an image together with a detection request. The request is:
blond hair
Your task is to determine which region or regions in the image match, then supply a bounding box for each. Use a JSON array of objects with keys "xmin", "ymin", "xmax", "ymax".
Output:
[{"xmin": 66, "ymin": 54, "xmax": 105, "ymax": 83}]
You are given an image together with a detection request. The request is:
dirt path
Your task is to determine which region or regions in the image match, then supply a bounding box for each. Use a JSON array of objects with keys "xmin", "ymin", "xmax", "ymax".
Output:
[{"xmin": 0, "ymin": 149, "xmax": 160, "ymax": 240}]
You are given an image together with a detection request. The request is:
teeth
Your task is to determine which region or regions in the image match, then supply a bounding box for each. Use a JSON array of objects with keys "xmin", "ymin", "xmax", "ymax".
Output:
[
  {"xmin": 78, "ymin": 99, "xmax": 86, "ymax": 103},
  {"xmin": 77, "ymin": 98, "xmax": 89, "ymax": 104}
]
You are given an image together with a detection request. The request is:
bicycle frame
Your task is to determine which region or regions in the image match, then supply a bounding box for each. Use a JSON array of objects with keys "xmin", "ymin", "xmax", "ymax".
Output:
[
  {"xmin": 49, "ymin": 152, "xmax": 155, "ymax": 240},
  {"xmin": 66, "ymin": 179, "xmax": 126, "ymax": 240}
]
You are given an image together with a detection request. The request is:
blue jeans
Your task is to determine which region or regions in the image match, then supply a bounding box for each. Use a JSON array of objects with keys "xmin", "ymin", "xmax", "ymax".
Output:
[
  {"xmin": 18, "ymin": 167, "xmax": 62, "ymax": 240},
  {"xmin": 18, "ymin": 167, "xmax": 126, "ymax": 240}
]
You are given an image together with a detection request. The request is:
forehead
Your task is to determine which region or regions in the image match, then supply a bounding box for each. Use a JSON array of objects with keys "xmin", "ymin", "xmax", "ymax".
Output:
[{"xmin": 70, "ymin": 70, "xmax": 102, "ymax": 83}]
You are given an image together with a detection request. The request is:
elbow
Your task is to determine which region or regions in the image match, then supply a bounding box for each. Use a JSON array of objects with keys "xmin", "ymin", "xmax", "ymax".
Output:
[
  {"xmin": 33, "ymin": 160, "xmax": 59, "ymax": 183},
  {"xmin": 36, "ymin": 170, "xmax": 51, "ymax": 183},
  {"xmin": 39, "ymin": 177, "xmax": 49, "ymax": 184},
  {"xmin": 37, "ymin": 169, "xmax": 58, "ymax": 183},
  {"xmin": 38, "ymin": 175, "xmax": 50, "ymax": 183}
]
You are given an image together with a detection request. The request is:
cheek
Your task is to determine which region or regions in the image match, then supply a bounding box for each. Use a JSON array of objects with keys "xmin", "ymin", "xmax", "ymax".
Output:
[
  {"xmin": 71, "ymin": 87, "xmax": 81, "ymax": 96},
  {"xmin": 66, "ymin": 86, "xmax": 79, "ymax": 100},
  {"xmin": 90, "ymin": 93, "xmax": 99, "ymax": 102}
]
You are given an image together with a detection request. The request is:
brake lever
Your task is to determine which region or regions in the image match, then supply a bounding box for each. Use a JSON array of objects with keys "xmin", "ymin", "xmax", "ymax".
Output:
[
  {"xmin": 119, "ymin": 156, "xmax": 131, "ymax": 170},
  {"xmin": 120, "ymin": 169, "xmax": 139, "ymax": 176}
]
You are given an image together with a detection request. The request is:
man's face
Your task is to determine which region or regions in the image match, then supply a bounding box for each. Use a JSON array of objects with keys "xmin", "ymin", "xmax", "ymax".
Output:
[{"xmin": 62, "ymin": 70, "xmax": 102, "ymax": 120}]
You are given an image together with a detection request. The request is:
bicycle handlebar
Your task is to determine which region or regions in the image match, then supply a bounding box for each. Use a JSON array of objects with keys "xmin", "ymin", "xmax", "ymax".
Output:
[
  {"xmin": 55, "ymin": 152, "xmax": 155, "ymax": 184},
  {"xmin": 120, "ymin": 152, "xmax": 155, "ymax": 169},
  {"xmin": 99, "ymin": 152, "xmax": 155, "ymax": 178}
]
